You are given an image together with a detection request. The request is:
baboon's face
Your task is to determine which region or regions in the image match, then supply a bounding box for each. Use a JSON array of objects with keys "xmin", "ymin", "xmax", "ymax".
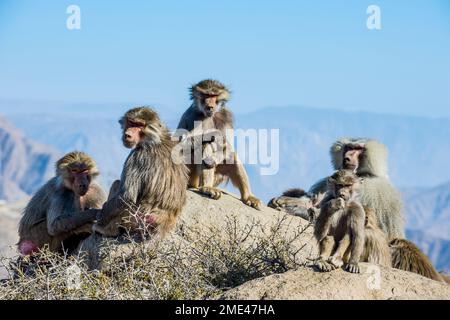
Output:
[
  {"xmin": 198, "ymin": 94, "xmax": 222, "ymax": 117},
  {"xmin": 328, "ymin": 171, "xmax": 360, "ymax": 201},
  {"xmin": 333, "ymin": 183, "xmax": 354, "ymax": 201},
  {"xmin": 122, "ymin": 119, "xmax": 145, "ymax": 148},
  {"xmin": 343, "ymin": 146, "xmax": 364, "ymax": 171},
  {"xmin": 68, "ymin": 167, "xmax": 91, "ymax": 196}
]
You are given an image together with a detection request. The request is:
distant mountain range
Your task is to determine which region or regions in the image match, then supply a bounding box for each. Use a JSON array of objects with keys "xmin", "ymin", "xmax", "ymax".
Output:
[{"xmin": 0, "ymin": 116, "xmax": 59, "ymax": 202}]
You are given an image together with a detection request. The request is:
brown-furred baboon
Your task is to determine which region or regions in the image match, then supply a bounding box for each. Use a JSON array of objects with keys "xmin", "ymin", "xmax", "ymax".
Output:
[
  {"xmin": 91, "ymin": 107, "xmax": 189, "ymax": 238},
  {"xmin": 175, "ymin": 79, "xmax": 261, "ymax": 210},
  {"xmin": 314, "ymin": 170, "xmax": 391, "ymax": 273},
  {"xmin": 17, "ymin": 152, "xmax": 106, "ymax": 254},
  {"xmin": 390, "ymin": 238, "xmax": 448, "ymax": 283}
]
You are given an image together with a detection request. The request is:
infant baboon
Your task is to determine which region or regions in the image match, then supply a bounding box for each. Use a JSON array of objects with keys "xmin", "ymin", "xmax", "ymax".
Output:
[
  {"xmin": 18, "ymin": 152, "xmax": 106, "ymax": 254},
  {"xmin": 314, "ymin": 170, "xmax": 391, "ymax": 273},
  {"xmin": 92, "ymin": 107, "xmax": 189, "ymax": 238},
  {"xmin": 175, "ymin": 79, "xmax": 261, "ymax": 210}
]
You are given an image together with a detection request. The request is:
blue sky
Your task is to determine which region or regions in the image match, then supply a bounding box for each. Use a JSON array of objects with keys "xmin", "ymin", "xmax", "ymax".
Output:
[{"xmin": 0, "ymin": 0, "xmax": 449, "ymax": 117}]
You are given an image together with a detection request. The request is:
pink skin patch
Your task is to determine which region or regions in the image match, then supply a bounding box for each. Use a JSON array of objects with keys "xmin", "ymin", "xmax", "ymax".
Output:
[
  {"xmin": 144, "ymin": 214, "xmax": 157, "ymax": 228},
  {"xmin": 19, "ymin": 240, "xmax": 39, "ymax": 256}
]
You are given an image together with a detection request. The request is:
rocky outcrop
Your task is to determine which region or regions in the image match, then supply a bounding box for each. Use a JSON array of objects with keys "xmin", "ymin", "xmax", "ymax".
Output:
[
  {"xmin": 1, "ymin": 190, "xmax": 449, "ymax": 299},
  {"xmin": 221, "ymin": 264, "xmax": 450, "ymax": 300}
]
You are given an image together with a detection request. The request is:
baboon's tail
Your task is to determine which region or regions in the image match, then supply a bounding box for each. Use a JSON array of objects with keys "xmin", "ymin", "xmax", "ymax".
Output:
[
  {"xmin": 440, "ymin": 273, "xmax": 450, "ymax": 285},
  {"xmin": 282, "ymin": 188, "xmax": 307, "ymax": 198},
  {"xmin": 389, "ymin": 238, "xmax": 445, "ymax": 283}
]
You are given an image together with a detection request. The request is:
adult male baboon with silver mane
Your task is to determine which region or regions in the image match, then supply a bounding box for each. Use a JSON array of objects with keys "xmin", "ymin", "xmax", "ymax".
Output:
[
  {"xmin": 175, "ymin": 79, "xmax": 261, "ymax": 210},
  {"xmin": 91, "ymin": 106, "xmax": 189, "ymax": 238},
  {"xmin": 18, "ymin": 152, "xmax": 106, "ymax": 254},
  {"xmin": 269, "ymin": 137, "xmax": 445, "ymax": 282}
]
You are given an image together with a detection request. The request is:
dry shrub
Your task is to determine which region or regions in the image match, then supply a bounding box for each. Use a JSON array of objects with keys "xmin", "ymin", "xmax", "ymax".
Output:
[{"xmin": 0, "ymin": 214, "xmax": 311, "ymax": 300}]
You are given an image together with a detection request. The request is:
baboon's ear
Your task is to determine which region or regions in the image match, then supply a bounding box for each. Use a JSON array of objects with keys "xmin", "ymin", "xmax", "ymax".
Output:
[{"xmin": 327, "ymin": 177, "xmax": 335, "ymax": 185}]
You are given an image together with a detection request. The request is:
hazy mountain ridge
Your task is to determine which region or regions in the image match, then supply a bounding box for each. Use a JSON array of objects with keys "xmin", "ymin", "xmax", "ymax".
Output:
[{"xmin": 0, "ymin": 116, "xmax": 60, "ymax": 202}]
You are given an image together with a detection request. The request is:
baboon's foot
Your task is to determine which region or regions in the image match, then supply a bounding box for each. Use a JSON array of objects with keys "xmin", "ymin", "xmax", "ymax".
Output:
[
  {"xmin": 328, "ymin": 256, "xmax": 344, "ymax": 268},
  {"xmin": 242, "ymin": 195, "xmax": 261, "ymax": 210},
  {"xmin": 198, "ymin": 187, "xmax": 222, "ymax": 200},
  {"xmin": 315, "ymin": 259, "xmax": 336, "ymax": 272},
  {"xmin": 345, "ymin": 262, "xmax": 361, "ymax": 274},
  {"xmin": 267, "ymin": 196, "xmax": 298, "ymax": 210}
]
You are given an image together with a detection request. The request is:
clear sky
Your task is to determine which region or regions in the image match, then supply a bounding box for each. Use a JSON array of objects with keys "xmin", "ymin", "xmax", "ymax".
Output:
[{"xmin": 0, "ymin": 0, "xmax": 449, "ymax": 117}]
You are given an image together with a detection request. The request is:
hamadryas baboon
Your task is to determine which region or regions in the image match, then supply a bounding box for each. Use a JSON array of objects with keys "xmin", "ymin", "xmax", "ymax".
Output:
[
  {"xmin": 175, "ymin": 79, "xmax": 261, "ymax": 210},
  {"xmin": 18, "ymin": 151, "xmax": 106, "ymax": 254},
  {"xmin": 314, "ymin": 170, "xmax": 391, "ymax": 273},
  {"xmin": 91, "ymin": 106, "xmax": 189, "ymax": 238}
]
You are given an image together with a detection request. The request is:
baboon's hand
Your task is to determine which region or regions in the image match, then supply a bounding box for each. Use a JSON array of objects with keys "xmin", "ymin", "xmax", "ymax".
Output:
[
  {"xmin": 243, "ymin": 195, "xmax": 261, "ymax": 210},
  {"xmin": 345, "ymin": 262, "xmax": 361, "ymax": 273},
  {"xmin": 330, "ymin": 198, "xmax": 345, "ymax": 211},
  {"xmin": 328, "ymin": 256, "xmax": 344, "ymax": 268},
  {"xmin": 315, "ymin": 259, "xmax": 337, "ymax": 272},
  {"xmin": 202, "ymin": 156, "xmax": 216, "ymax": 169},
  {"xmin": 198, "ymin": 187, "xmax": 222, "ymax": 200}
]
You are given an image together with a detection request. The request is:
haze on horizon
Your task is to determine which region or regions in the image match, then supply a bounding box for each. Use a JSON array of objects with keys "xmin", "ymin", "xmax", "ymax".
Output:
[{"xmin": 0, "ymin": 0, "xmax": 449, "ymax": 118}]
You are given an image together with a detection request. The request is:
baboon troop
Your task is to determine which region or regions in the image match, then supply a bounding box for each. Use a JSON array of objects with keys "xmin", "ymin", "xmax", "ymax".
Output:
[
  {"xmin": 314, "ymin": 170, "xmax": 391, "ymax": 273},
  {"xmin": 14, "ymin": 80, "xmax": 448, "ymax": 284},
  {"xmin": 18, "ymin": 152, "xmax": 106, "ymax": 254}
]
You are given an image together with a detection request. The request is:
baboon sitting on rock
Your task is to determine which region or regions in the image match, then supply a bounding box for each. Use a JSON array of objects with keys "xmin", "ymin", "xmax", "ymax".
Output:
[
  {"xmin": 92, "ymin": 107, "xmax": 189, "ymax": 238},
  {"xmin": 314, "ymin": 170, "xmax": 391, "ymax": 273},
  {"xmin": 175, "ymin": 79, "xmax": 261, "ymax": 210},
  {"xmin": 18, "ymin": 152, "xmax": 106, "ymax": 255}
]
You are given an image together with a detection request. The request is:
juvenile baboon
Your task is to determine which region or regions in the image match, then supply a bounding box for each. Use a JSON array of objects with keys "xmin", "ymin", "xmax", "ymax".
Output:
[
  {"xmin": 17, "ymin": 152, "xmax": 106, "ymax": 254},
  {"xmin": 91, "ymin": 107, "xmax": 189, "ymax": 238},
  {"xmin": 175, "ymin": 79, "xmax": 261, "ymax": 210},
  {"xmin": 314, "ymin": 170, "xmax": 391, "ymax": 273},
  {"xmin": 270, "ymin": 138, "xmax": 404, "ymax": 240}
]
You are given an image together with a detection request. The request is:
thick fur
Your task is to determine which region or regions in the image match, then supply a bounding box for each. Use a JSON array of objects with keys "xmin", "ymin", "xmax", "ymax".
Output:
[
  {"xmin": 314, "ymin": 170, "xmax": 391, "ymax": 273},
  {"xmin": 18, "ymin": 152, "xmax": 105, "ymax": 253},
  {"xmin": 330, "ymin": 138, "xmax": 388, "ymax": 178},
  {"xmin": 390, "ymin": 238, "xmax": 447, "ymax": 283},
  {"xmin": 93, "ymin": 107, "xmax": 189, "ymax": 238},
  {"xmin": 176, "ymin": 79, "xmax": 261, "ymax": 210},
  {"xmin": 282, "ymin": 188, "xmax": 307, "ymax": 198}
]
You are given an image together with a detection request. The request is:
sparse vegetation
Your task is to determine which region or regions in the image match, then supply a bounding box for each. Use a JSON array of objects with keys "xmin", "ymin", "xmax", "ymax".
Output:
[{"xmin": 0, "ymin": 215, "xmax": 311, "ymax": 300}]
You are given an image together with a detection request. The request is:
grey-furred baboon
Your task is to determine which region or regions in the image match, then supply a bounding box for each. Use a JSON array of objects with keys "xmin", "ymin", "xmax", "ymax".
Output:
[
  {"xmin": 175, "ymin": 79, "xmax": 261, "ymax": 210},
  {"xmin": 91, "ymin": 107, "xmax": 189, "ymax": 238},
  {"xmin": 314, "ymin": 170, "xmax": 391, "ymax": 273},
  {"xmin": 17, "ymin": 152, "xmax": 106, "ymax": 255}
]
